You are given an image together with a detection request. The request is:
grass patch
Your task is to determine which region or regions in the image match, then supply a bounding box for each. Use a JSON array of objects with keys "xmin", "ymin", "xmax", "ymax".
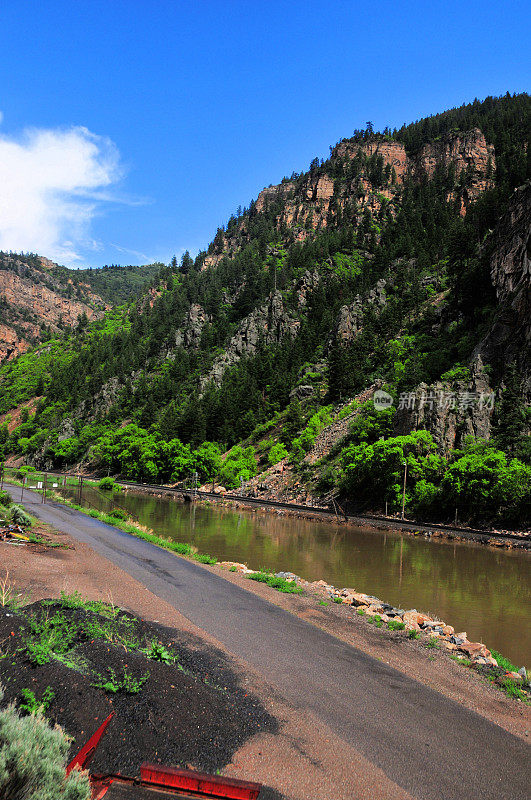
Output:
[
  {"xmin": 426, "ymin": 636, "xmax": 440, "ymax": 648},
  {"xmin": 246, "ymin": 571, "xmax": 303, "ymax": 594},
  {"xmin": 450, "ymin": 655, "xmax": 472, "ymax": 666},
  {"xmin": 193, "ymin": 553, "xmax": 217, "ymax": 565},
  {"xmin": 91, "ymin": 667, "xmax": 149, "ymax": 695},
  {"xmin": 408, "ymin": 629, "xmax": 420, "ymax": 639},
  {"xmin": 388, "ymin": 619, "xmax": 406, "ymax": 631},
  {"xmin": 496, "ymin": 677, "xmax": 528, "ymax": 702},
  {"xmin": 491, "ymin": 650, "xmax": 519, "ymax": 673},
  {"xmin": 19, "ymin": 686, "xmax": 55, "ymax": 716}
]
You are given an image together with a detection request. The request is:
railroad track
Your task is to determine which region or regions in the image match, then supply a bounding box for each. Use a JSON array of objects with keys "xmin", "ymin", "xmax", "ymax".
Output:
[
  {"xmin": 5, "ymin": 469, "xmax": 527, "ymax": 545},
  {"xmin": 112, "ymin": 479, "xmax": 528, "ymax": 545}
]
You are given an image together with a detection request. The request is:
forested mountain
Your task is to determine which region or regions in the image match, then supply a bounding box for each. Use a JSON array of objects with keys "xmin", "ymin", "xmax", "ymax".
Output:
[{"xmin": 1, "ymin": 92, "xmax": 529, "ymax": 525}]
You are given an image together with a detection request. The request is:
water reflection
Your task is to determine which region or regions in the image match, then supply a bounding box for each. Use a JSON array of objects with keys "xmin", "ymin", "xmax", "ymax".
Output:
[{"xmin": 62, "ymin": 485, "xmax": 531, "ymax": 666}]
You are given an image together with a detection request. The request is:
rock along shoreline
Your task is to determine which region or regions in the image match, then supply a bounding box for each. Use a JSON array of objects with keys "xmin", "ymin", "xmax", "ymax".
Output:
[{"xmin": 217, "ymin": 559, "xmax": 530, "ymax": 696}]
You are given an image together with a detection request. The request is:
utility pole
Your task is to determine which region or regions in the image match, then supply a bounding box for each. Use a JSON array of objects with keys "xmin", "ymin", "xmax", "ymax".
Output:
[
  {"xmin": 21, "ymin": 476, "xmax": 25, "ymax": 503},
  {"xmin": 42, "ymin": 473, "xmax": 47, "ymax": 504},
  {"xmin": 401, "ymin": 460, "xmax": 408, "ymax": 520}
]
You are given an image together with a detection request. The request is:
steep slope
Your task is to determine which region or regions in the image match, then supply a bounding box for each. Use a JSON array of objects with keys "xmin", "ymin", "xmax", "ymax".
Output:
[
  {"xmin": 0, "ymin": 92, "xmax": 529, "ymax": 523},
  {"xmin": 0, "ymin": 253, "xmax": 108, "ymax": 361},
  {"xmin": 0, "ymin": 255, "xmax": 163, "ymax": 362}
]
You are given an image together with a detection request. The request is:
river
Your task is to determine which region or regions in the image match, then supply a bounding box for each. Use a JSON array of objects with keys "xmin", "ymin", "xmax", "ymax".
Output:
[{"xmin": 61, "ymin": 484, "xmax": 530, "ymax": 666}]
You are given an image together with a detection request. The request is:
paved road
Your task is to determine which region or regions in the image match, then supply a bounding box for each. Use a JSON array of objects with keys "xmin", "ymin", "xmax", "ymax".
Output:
[{"xmin": 12, "ymin": 486, "xmax": 529, "ymax": 799}]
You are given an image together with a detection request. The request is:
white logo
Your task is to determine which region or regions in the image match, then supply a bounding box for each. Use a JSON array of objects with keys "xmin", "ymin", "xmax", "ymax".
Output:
[{"xmin": 373, "ymin": 389, "xmax": 394, "ymax": 410}]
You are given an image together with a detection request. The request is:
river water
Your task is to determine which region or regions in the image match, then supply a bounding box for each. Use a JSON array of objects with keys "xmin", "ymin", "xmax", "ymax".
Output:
[{"xmin": 62, "ymin": 484, "xmax": 530, "ymax": 666}]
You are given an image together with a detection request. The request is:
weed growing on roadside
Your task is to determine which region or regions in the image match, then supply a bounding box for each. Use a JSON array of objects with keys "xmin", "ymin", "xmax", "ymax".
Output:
[
  {"xmin": 388, "ymin": 619, "xmax": 406, "ymax": 631},
  {"xmin": 426, "ymin": 636, "xmax": 439, "ymax": 648},
  {"xmin": 319, "ymin": 600, "xmax": 328, "ymax": 606},
  {"xmin": 19, "ymin": 686, "xmax": 55, "ymax": 716},
  {"xmin": 229, "ymin": 566, "xmax": 238, "ymax": 572},
  {"xmin": 356, "ymin": 608, "xmax": 365, "ymax": 615},
  {"xmin": 91, "ymin": 667, "xmax": 149, "ymax": 695},
  {"xmin": 497, "ymin": 677, "xmax": 528, "ymax": 702},
  {"xmin": 0, "ymin": 570, "xmax": 29, "ymax": 610},
  {"xmin": 408, "ymin": 629, "xmax": 420, "ymax": 639},
  {"xmin": 24, "ymin": 611, "xmax": 78, "ymax": 664},
  {"xmin": 332, "ymin": 596, "xmax": 343, "ymax": 604},
  {"xmin": 84, "ymin": 616, "xmax": 140, "ymax": 651},
  {"xmin": 54, "ymin": 590, "xmax": 120, "ymax": 619},
  {"xmin": 142, "ymin": 640, "xmax": 178, "ymax": 665},
  {"xmin": 193, "ymin": 553, "xmax": 217, "ymax": 565},
  {"xmin": 246, "ymin": 571, "xmax": 303, "ymax": 594},
  {"xmin": 491, "ymin": 650, "xmax": 520, "ymax": 674},
  {"xmin": 449, "ymin": 655, "xmax": 471, "ymax": 666}
]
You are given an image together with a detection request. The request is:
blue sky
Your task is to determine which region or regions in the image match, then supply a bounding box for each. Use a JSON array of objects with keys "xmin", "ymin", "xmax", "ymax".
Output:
[{"xmin": 0, "ymin": 0, "xmax": 529, "ymax": 266}]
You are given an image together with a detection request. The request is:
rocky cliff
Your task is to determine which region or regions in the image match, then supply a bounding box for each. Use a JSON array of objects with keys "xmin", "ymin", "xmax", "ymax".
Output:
[
  {"xmin": 0, "ymin": 254, "xmax": 107, "ymax": 362},
  {"xmin": 476, "ymin": 181, "xmax": 531, "ymax": 392},
  {"xmin": 201, "ymin": 270, "xmax": 320, "ymax": 388},
  {"xmin": 204, "ymin": 129, "xmax": 495, "ymax": 270}
]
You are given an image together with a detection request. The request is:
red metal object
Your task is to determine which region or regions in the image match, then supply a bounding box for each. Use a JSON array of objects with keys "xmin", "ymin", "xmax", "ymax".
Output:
[
  {"xmin": 140, "ymin": 763, "xmax": 261, "ymax": 800},
  {"xmin": 68, "ymin": 716, "xmax": 261, "ymax": 799},
  {"xmin": 66, "ymin": 713, "xmax": 115, "ymax": 775}
]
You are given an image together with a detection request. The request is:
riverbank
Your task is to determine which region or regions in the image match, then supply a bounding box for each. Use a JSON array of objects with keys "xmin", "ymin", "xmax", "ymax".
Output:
[
  {"xmin": 1, "ymin": 508, "xmax": 529, "ymax": 747},
  {"xmin": 118, "ymin": 480, "xmax": 530, "ymax": 550},
  {"xmin": 4, "ymin": 466, "xmax": 528, "ymax": 548},
  {"xmin": 5, "ymin": 482, "xmax": 529, "ymax": 700}
]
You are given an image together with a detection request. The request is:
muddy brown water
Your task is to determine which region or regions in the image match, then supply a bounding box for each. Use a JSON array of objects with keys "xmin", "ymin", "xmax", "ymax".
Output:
[{"xmin": 58, "ymin": 484, "xmax": 531, "ymax": 667}]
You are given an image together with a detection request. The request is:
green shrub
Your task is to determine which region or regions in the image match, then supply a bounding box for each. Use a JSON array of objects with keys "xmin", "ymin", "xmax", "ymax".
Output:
[
  {"xmin": 9, "ymin": 505, "xmax": 32, "ymax": 526},
  {"xmin": 0, "ymin": 686, "xmax": 91, "ymax": 799},
  {"xmin": 15, "ymin": 466, "xmax": 36, "ymax": 479},
  {"xmin": 0, "ymin": 490, "xmax": 12, "ymax": 507},
  {"xmin": 98, "ymin": 476, "xmax": 115, "ymax": 491},
  {"xmin": 388, "ymin": 619, "xmax": 406, "ymax": 631},
  {"xmin": 108, "ymin": 507, "xmax": 128, "ymax": 520},
  {"xmin": 267, "ymin": 442, "xmax": 289, "ymax": 466}
]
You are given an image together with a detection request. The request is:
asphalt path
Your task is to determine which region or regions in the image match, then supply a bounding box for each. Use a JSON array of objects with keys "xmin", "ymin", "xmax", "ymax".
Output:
[{"xmin": 10, "ymin": 485, "xmax": 529, "ymax": 800}]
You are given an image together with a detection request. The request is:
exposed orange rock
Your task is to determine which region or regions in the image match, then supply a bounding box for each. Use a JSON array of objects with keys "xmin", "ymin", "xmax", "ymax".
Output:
[{"xmin": 0, "ymin": 258, "xmax": 107, "ymax": 363}]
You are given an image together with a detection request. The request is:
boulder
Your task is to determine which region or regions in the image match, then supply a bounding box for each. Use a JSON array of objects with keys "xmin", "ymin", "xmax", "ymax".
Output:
[
  {"xmin": 402, "ymin": 611, "xmax": 422, "ymax": 630},
  {"xmin": 459, "ymin": 642, "xmax": 491, "ymax": 659},
  {"xmin": 403, "ymin": 610, "xmax": 432, "ymax": 627}
]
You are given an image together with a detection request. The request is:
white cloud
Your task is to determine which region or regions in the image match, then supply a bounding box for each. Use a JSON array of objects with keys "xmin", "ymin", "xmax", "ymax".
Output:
[{"xmin": 0, "ymin": 125, "xmax": 123, "ymax": 264}]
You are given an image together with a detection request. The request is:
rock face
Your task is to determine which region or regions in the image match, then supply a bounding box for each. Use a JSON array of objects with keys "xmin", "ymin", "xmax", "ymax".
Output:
[
  {"xmin": 417, "ymin": 128, "xmax": 494, "ymax": 211},
  {"xmin": 175, "ymin": 304, "xmax": 210, "ymax": 349},
  {"xmin": 0, "ymin": 255, "xmax": 107, "ymax": 362},
  {"xmin": 201, "ymin": 271, "xmax": 319, "ymax": 389},
  {"xmin": 333, "ymin": 139, "xmax": 409, "ymax": 183},
  {"xmin": 477, "ymin": 182, "xmax": 531, "ymax": 392},
  {"xmin": 207, "ymin": 129, "xmax": 495, "ymax": 267},
  {"xmin": 394, "ymin": 355, "xmax": 495, "ymax": 453},
  {"xmin": 335, "ymin": 279, "xmax": 387, "ymax": 344}
]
